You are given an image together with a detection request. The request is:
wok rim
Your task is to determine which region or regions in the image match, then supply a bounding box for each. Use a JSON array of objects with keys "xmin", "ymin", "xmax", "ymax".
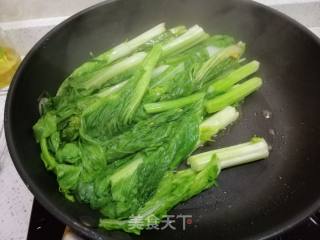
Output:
[{"xmin": 4, "ymin": 0, "xmax": 320, "ymax": 239}]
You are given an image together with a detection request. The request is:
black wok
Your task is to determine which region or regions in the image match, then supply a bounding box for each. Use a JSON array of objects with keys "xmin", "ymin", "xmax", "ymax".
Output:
[{"xmin": 4, "ymin": 0, "xmax": 320, "ymax": 239}]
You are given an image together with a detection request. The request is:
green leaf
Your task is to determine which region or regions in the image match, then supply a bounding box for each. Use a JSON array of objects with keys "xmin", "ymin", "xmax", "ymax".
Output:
[
  {"xmin": 56, "ymin": 164, "xmax": 81, "ymax": 195},
  {"xmin": 80, "ymin": 45, "xmax": 162, "ymax": 141},
  {"xmin": 56, "ymin": 142, "xmax": 81, "ymax": 164},
  {"xmin": 99, "ymin": 156, "xmax": 220, "ymax": 234},
  {"xmin": 33, "ymin": 112, "xmax": 57, "ymax": 141}
]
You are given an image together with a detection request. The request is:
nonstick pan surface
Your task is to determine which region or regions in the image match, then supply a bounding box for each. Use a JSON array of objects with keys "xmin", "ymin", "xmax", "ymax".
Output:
[{"xmin": 5, "ymin": 0, "xmax": 320, "ymax": 239}]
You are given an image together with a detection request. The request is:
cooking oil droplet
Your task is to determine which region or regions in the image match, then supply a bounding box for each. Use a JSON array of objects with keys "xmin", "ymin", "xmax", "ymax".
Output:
[
  {"xmin": 309, "ymin": 216, "xmax": 319, "ymax": 226},
  {"xmin": 268, "ymin": 128, "xmax": 275, "ymax": 136},
  {"xmin": 79, "ymin": 215, "xmax": 98, "ymax": 227},
  {"xmin": 262, "ymin": 110, "xmax": 272, "ymax": 119}
]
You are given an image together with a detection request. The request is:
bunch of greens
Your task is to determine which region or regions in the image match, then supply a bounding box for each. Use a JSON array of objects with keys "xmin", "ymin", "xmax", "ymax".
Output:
[{"xmin": 33, "ymin": 23, "xmax": 269, "ymax": 234}]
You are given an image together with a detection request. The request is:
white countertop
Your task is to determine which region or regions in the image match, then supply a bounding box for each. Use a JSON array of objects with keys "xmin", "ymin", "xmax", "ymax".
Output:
[{"xmin": 0, "ymin": 1, "xmax": 319, "ymax": 239}]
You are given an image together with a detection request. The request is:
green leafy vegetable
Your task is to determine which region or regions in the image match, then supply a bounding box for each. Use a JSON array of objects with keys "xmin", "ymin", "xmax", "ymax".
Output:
[
  {"xmin": 100, "ymin": 156, "xmax": 220, "ymax": 234},
  {"xmin": 80, "ymin": 45, "xmax": 162, "ymax": 141},
  {"xmin": 207, "ymin": 60, "xmax": 260, "ymax": 96},
  {"xmin": 199, "ymin": 106, "xmax": 239, "ymax": 144},
  {"xmin": 32, "ymin": 23, "xmax": 269, "ymax": 235},
  {"xmin": 205, "ymin": 77, "xmax": 262, "ymax": 113},
  {"xmin": 188, "ymin": 137, "xmax": 269, "ymax": 171},
  {"xmin": 99, "ymin": 136, "xmax": 269, "ymax": 234},
  {"xmin": 57, "ymin": 23, "xmax": 166, "ymax": 95}
]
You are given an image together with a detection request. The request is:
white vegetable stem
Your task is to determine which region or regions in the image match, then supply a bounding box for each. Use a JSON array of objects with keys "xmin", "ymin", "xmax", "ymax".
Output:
[
  {"xmin": 83, "ymin": 25, "xmax": 209, "ymax": 89},
  {"xmin": 189, "ymin": 137, "xmax": 269, "ymax": 172},
  {"xmin": 109, "ymin": 156, "xmax": 143, "ymax": 184},
  {"xmin": 162, "ymin": 25, "xmax": 209, "ymax": 56},
  {"xmin": 108, "ymin": 23, "xmax": 166, "ymax": 63},
  {"xmin": 151, "ymin": 65, "xmax": 170, "ymax": 78},
  {"xmin": 86, "ymin": 52, "xmax": 147, "ymax": 89},
  {"xmin": 198, "ymin": 106, "xmax": 239, "ymax": 144},
  {"xmin": 96, "ymin": 80, "xmax": 128, "ymax": 98},
  {"xmin": 95, "ymin": 64, "xmax": 170, "ymax": 97}
]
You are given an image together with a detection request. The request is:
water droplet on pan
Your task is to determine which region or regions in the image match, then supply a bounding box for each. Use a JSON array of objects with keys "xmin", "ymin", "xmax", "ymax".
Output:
[
  {"xmin": 79, "ymin": 215, "xmax": 99, "ymax": 227},
  {"xmin": 268, "ymin": 128, "xmax": 275, "ymax": 136},
  {"xmin": 262, "ymin": 110, "xmax": 272, "ymax": 119},
  {"xmin": 309, "ymin": 216, "xmax": 319, "ymax": 226}
]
